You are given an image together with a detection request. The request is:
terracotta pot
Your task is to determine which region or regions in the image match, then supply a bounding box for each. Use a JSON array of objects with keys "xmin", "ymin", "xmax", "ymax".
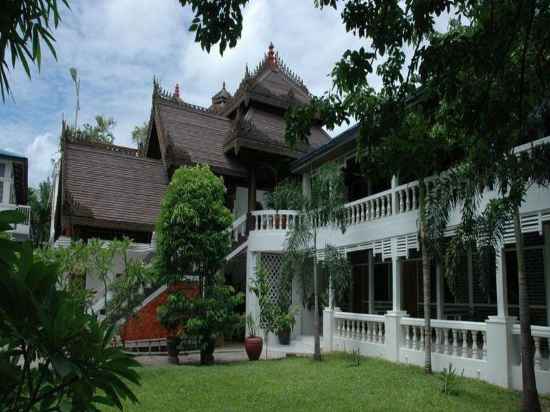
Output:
[
  {"xmin": 244, "ymin": 336, "xmax": 263, "ymax": 360},
  {"xmin": 277, "ymin": 330, "xmax": 290, "ymax": 345}
]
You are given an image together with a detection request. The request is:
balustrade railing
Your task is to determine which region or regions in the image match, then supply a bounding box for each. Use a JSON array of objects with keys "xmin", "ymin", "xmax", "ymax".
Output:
[
  {"xmin": 512, "ymin": 324, "xmax": 550, "ymax": 371},
  {"xmin": 401, "ymin": 318, "xmax": 487, "ymax": 361},
  {"xmin": 251, "ymin": 210, "xmax": 299, "ymax": 231},
  {"xmin": 231, "ymin": 214, "xmax": 247, "ymax": 242},
  {"xmin": 334, "ymin": 312, "xmax": 385, "ymax": 344}
]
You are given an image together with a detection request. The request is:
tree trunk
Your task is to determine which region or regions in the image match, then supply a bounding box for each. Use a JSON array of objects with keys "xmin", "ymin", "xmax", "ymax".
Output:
[
  {"xmin": 313, "ymin": 230, "xmax": 322, "ymax": 361},
  {"xmin": 513, "ymin": 208, "xmax": 540, "ymax": 412},
  {"xmin": 419, "ymin": 182, "xmax": 432, "ymax": 374}
]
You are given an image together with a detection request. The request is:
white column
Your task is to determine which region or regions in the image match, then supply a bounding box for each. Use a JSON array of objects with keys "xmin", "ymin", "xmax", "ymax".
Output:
[
  {"xmin": 245, "ymin": 251, "xmax": 259, "ymax": 336},
  {"xmin": 323, "ymin": 307, "xmax": 335, "ymax": 352},
  {"xmin": 368, "ymin": 250, "xmax": 375, "ymax": 314},
  {"xmin": 544, "ymin": 224, "xmax": 550, "ymax": 326},
  {"xmin": 486, "ymin": 241, "xmax": 515, "ymax": 389},
  {"xmin": 495, "ymin": 242, "xmax": 508, "ymax": 318},
  {"xmin": 436, "ymin": 263, "xmax": 444, "ymax": 319},
  {"xmin": 391, "ymin": 256, "xmax": 402, "ymax": 312}
]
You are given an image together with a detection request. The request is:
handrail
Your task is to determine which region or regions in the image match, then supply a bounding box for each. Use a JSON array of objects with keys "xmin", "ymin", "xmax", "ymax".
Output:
[
  {"xmin": 401, "ymin": 317, "xmax": 486, "ymax": 331},
  {"xmin": 334, "ymin": 311, "xmax": 385, "ymax": 322},
  {"xmin": 512, "ymin": 324, "xmax": 550, "ymax": 338}
]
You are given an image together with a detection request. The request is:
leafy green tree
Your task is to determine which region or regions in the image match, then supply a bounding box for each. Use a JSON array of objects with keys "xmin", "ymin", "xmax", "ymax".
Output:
[
  {"xmin": 155, "ymin": 165, "xmax": 235, "ymax": 363},
  {"xmin": 280, "ymin": 164, "xmax": 349, "ymax": 361},
  {"xmin": 155, "ymin": 165, "xmax": 233, "ymax": 288},
  {"xmin": 28, "ymin": 179, "xmax": 51, "ymax": 246},
  {"xmin": 0, "ymin": 210, "xmax": 140, "ymax": 411},
  {"xmin": 131, "ymin": 122, "xmax": 149, "ymax": 148},
  {"xmin": 0, "ymin": 0, "xmax": 70, "ymax": 101}
]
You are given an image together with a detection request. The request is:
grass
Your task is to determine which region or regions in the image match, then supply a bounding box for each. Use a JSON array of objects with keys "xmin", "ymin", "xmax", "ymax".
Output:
[{"xmin": 106, "ymin": 354, "xmax": 547, "ymax": 412}]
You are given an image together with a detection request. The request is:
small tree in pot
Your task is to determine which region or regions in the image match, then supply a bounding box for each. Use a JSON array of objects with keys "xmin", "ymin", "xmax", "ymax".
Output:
[{"xmin": 273, "ymin": 306, "xmax": 298, "ymax": 345}]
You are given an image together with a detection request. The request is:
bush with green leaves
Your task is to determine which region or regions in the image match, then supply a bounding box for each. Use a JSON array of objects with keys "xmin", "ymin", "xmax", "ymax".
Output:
[
  {"xmin": 158, "ymin": 275, "xmax": 243, "ymax": 364},
  {"xmin": 155, "ymin": 165, "xmax": 233, "ymax": 287},
  {"xmin": 0, "ymin": 210, "xmax": 140, "ymax": 411}
]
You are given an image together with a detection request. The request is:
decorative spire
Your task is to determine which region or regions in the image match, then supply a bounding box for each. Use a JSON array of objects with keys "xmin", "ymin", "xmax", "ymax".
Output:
[
  {"xmin": 245, "ymin": 64, "xmax": 250, "ymax": 79},
  {"xmin": 174, "ymin": 83, "xmax": 180, "ymax": 99},
  {"xmin": 267, "ymin": 42, "xmax": 276, "ymax": 67}
]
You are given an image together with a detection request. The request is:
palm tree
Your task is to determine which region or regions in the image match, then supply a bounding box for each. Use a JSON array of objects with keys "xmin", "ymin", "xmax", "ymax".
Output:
[{"xmin": 281, "ymin": 163, "xmax": 348, "ymax": 360}]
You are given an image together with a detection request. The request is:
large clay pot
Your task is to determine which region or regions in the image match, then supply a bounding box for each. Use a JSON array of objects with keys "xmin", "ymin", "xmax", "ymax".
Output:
[
  {"xmin": 277, "ymin": 330, "xmax": 290, "ymax": 345},
  {"xmin": 244, "ymin": 336, "xmax": 263, "ymax": 360},
  {"xmin": 167, "ymin": 336, "xmax": 180, "ymax": 365}
]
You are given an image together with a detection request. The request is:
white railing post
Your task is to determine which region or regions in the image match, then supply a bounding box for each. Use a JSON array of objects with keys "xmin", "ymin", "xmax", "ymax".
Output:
[
  {"xmin": 323, "ymin": 306, "xmax": 336, "ymax": 352},
  {"xmin": 485, "ymin": 316, "xmax": 515, "ymax": 389}
]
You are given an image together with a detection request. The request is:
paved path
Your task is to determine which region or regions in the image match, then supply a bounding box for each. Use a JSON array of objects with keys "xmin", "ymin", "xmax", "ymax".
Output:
[{"xmin": 134, "ymin": 346, "xmax": 248, "ymax": 367}]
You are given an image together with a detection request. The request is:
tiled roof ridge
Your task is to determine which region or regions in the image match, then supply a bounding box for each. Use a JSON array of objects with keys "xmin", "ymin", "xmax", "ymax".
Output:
[
  {"xmin": 152, "ymin": 78, "xmax": 229, "ymax": 120},
  {"xmin": 65, "ymin": 138, "xmax": 163, "ymax": 164}
]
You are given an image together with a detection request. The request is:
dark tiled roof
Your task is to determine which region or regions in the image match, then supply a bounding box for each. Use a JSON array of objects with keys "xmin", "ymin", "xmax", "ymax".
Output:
[
  {"xmin": 244, "ymin": 108, "xmax": 328, "ymax": 149},
  {"xmin": 62, "ymin": 141, "xmax": 168, "ymax": 231},
  {"xmin": 291, "ymin": 123, "xmax": 360, "ymax": 172},
  {"xmin": 152, "ymin": 93, "xmax": 248, "ymax": 177}
]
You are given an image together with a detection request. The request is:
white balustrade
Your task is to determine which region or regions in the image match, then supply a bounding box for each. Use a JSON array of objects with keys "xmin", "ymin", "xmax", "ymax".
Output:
[
  {"xmin": 401, "ymin": 318, "xmax": 487, "ymax": 361},
  {"xmin": 230, "ymin": 214, "xmax": 247, "ymax": 242},
  {"xmin": 334, "ymin": 312, "xmax": 385, "ymax": 345},
  {"xmin": 512, "ymin": 325, "xmax": 550, "ymax": 371},
  {"xmin": 250, "ymin": 210, "xmax": 299, "ymax": 232}
]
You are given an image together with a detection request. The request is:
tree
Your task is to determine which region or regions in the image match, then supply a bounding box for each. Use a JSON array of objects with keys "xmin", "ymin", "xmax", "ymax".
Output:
[
  {"xmin": 155, "ymin": 165, "xmax": 232, "ymax": 288},
  {"xmin": 131, "ymin": 122, "xmax": 149, "ymax": 148},
  {"xmin": 63, "ymin": 115, "xmax": 117, "ymax": 145},
  {"xmin": 279, "ymin": 164, "xmax": 349, "ymax": 361},
  {"xmin": 155, "ymin": 165, "xmax": 235, "ymax": 363},
  {"xmin": 0, "ymin": 210, "xmax": 140, "ymax": 411},
  {"xmin": 0, "ymin": 0, "xmax": 70, "ymax": 101},
  {"xmin": 28, "ymin": 179, "xmax": 51, "ymax": 246}
]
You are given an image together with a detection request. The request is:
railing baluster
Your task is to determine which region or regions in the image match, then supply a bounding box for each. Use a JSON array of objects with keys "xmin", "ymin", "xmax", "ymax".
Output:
[
  {"xmin": 534, "ymin": 336, "xmax": 542, "ymax": 370},
  {"xmin": 472, "ymin": 331, "xmax": 479, "ymax": 359}
]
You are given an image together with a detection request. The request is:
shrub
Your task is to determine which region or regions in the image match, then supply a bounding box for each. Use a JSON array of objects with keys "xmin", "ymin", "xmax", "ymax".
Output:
[{"xmin": 0, "ymin": 210, "xmax": 140, "ymax": 411}]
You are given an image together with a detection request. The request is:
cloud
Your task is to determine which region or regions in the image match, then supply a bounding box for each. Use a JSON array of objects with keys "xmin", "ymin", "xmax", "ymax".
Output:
[{"xmin": 24, "ymin": 133, "xmax": 60, "ymax": 187}]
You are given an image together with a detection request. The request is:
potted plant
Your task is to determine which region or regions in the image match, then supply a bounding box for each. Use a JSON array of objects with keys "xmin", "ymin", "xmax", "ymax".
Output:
[
  {"xmin": 244, "ymin": 314, "xmax": 263, "ymax": 360},
  {"xmin": 265, "ymin": 181, "xmax": 303, "ymax": 228},
  {"xmin": 274, "ymin": 306, "xmax": 297, "ymax": 346}
]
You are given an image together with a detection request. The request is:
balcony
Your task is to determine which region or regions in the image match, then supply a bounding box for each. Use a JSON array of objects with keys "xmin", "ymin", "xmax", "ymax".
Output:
[{"xmin": 0, "ymin": 203, "xmax": 31, "ymax": 239}]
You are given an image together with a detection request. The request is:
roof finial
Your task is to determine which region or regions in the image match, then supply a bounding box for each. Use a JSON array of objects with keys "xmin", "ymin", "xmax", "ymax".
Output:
[
  {"xmin": 222, "ymin": 81, "xmax": 227, "ymax": 90},
  {"xmin": 174, "ymin": 83, "xmax": 180, "ymax": 99},
  {"xmin": 267, "ymin": 42, "xmax": 276, "ymax": 67},
  {"xmin": 245, "ymin": 63, "xmax": 250, "ymax": 79}
]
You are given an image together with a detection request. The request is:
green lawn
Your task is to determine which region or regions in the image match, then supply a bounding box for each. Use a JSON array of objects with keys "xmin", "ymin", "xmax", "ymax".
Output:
[{"xmin": 107, "ymin": 354, "xmax": 547, "ymax": 412}]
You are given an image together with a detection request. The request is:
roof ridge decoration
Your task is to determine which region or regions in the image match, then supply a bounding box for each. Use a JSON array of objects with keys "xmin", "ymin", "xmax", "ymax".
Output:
[
  {"xmin": 152, "ymin": 77, "xmax": 215, "ymax": 115},
  {"xmin": 231, "ymin": 43, "xmax": 311, "ymax": 103}
]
